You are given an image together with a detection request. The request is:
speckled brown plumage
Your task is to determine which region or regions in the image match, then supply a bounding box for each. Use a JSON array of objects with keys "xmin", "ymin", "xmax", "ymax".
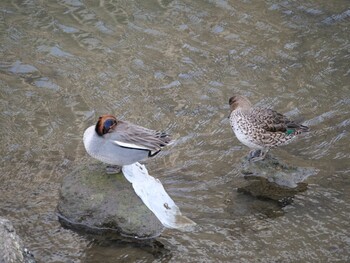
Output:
[{"xmin": 228, "ymin": 95, "xmax": 309, "ymax": 161}]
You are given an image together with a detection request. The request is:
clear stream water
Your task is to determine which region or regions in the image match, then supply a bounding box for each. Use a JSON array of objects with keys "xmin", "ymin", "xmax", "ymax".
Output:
[{"xmin": 0, "ymin": 0, "xmax": 349, "ymax": 262}]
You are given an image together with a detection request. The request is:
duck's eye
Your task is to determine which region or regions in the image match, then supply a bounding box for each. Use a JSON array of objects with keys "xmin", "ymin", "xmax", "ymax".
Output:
[
  {"xmin": 103, "ymin": 119, "xmax": 116, "ymax": 134},
  {"xmin": 229, "ymin": 96, "xmax": 237, "ymax": 105}
]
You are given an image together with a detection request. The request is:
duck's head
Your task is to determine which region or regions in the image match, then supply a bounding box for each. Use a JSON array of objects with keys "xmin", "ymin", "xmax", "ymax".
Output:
[
  {"xmin": 229, "ymin": 95, "xmax": 252, "ymax": 112},
  {"xmin": 95, "ymin": 115, "xmax": 118, "ymax": 136}
]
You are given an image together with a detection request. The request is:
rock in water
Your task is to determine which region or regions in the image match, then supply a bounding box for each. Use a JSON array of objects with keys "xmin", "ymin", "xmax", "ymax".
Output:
[
  {"xmin": 57, "ymin": 163, "xmax": 164, "ymax": 239},
  {"xmin": 238, "ymin": 154, "xmax": 317, "ymax": 202},
  {"xmin": 0, "ymin": 217, "xmax": 36, "ymax": 263}
]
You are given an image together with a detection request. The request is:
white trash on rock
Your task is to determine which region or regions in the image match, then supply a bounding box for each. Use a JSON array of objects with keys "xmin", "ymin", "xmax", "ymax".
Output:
[{"xmin": 122, "ymin": 162, "xmax": 196, "ymax": 230}]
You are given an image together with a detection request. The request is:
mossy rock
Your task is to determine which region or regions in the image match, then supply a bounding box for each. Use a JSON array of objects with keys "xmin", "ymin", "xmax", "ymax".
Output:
[{"xmin": 57, "ymin": 163, "xmax": 164, "ymax": 239}]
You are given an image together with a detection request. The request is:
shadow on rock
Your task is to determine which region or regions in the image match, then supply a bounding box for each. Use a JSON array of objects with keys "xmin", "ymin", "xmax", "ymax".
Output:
[
  {"xmin": 237, "ymin": 154, "xmax": 317, "ymax": 205},
  {"xmin": 57, "ymin": 162, "xmax": 164, "ymax": 240}
]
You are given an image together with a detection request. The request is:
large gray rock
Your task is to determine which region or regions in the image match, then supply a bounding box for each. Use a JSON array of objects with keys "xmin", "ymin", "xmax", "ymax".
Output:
[
  {"xmin": 57, "ymin": 162, "xmax": 164, "ymax": 239},
  {"xmin": 0, "ymin": 217, "xmax": 36, "ymax": 263}
]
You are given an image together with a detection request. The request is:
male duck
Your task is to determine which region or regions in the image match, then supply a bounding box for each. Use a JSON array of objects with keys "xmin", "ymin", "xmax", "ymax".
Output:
[
  {"xmin": 228, "ymin": 95, "xmax": 309, "ymax": 161},
  {"xmin": 83, "ymin": 115, "xmax": 172, "ymax": 168}
]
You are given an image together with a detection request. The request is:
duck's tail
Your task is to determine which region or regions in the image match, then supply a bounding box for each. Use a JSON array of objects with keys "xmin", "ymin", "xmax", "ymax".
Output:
[
  {"xmin": 298, "ymin": 124, "xmax": 310, "ymax": 132},
  {"xmin": 156, "ymin": 131, "xmax": 173, "ymax": 147},
  {"xmin": 286, "ymin": 122, "xmax": 310, "ymax": 135}
]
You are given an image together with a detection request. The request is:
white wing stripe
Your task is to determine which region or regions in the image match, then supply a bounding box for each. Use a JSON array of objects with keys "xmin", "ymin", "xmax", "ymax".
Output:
[{"xmin": 113, "ymin": 140, "xmax": 149, "ymax": 150}]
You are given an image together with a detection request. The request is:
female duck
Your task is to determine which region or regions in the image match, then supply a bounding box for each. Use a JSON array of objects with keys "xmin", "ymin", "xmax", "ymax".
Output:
[{"xmin": 229, "ymin": 95, "xmax": 309, "ymax": 161}]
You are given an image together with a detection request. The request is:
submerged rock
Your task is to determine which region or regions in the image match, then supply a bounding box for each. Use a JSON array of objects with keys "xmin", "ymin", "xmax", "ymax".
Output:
[
  {"xmin": 0, "ymin": 217, "xmax": 36, "ymax": 263},
  {"xmin": 238, "ymin": 175, "xmax": 308, "ymax": 204},
  {"xmin": 238, "ymin": 154, "xmax": 316, "ymax": 203},
  {"xmin": 57, "ymin": 163, "xmax": 164, "ymax": 239}
]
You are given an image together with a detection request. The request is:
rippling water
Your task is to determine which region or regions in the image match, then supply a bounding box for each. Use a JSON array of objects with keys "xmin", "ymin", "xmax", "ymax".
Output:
[{"xmin": 0, "ymin": 0, "xmax": 349, "ymax": 262}]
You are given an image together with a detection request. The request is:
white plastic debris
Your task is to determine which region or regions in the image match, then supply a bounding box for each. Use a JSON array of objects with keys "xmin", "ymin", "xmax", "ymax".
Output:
[{"xmin": 122, "ymin": 162, "xmax": 196, "ymax": 229}]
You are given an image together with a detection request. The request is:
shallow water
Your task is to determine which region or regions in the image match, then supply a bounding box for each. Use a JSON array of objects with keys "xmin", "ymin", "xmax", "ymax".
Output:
[{"xmin": 0, "ymin": 0, "xmax": 349, "ymax": 262}]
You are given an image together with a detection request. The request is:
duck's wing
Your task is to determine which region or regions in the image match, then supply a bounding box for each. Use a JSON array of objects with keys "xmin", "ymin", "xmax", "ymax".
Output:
[
  {"xmin": 108, "ymin": 121, "xmax": 172, "ymax": 152},
  {"xmin": 249, "ymin": 108, "xmax": 309, "ymax": 134}
]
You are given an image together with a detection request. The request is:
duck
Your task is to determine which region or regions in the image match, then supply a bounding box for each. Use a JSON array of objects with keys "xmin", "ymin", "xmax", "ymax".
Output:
[
  {"xmin": 228, "ymin": 95, "xmax": 309, "ymax": 161},
  {"xmin": 83, "ymin": 115, "xmax": 172, "ymax": 171}
]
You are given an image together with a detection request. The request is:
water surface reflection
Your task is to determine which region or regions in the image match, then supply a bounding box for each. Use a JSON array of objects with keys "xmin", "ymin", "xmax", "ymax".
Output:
[{"xmin": 0, "ymin": 0, "xmax": 349, "ymax": 262}]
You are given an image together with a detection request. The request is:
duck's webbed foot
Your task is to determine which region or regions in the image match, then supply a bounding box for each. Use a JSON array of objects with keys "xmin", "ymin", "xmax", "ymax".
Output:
[
  {"xmin": 248, "ymin": 149, "xmax": 268, "ymax": 162},
  {"xmin": 106, "ymin": 165, "xmax": 122, "ymax": 174}
]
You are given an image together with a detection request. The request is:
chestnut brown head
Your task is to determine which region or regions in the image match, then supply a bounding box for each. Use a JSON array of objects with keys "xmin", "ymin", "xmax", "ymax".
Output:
[{"xmin": 95, "ymin": 115, "xmax": 118, "ymax": 136}]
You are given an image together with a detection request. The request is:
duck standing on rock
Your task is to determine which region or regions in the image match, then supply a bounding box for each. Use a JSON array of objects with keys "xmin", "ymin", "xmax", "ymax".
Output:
[
  {"xmin": 228, "ymin": 95, "xmax": 309, "ymax": 162},
  {"xmin": 82, "ymin": 115, "xmax": 196, "ymax": 229},
  {"xmin": 83, "ymin": 115, "xmax": 172, "ymax": 172}
]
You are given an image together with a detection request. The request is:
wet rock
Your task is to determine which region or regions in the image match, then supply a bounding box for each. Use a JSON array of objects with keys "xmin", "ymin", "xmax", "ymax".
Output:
[
  {"xmin": 0, "ymin": 217, "xmax": 36, "ymax": 263},
  {"xmin": 57, "ymin": 162, "xmax": 164, "ymax": 239},
  {"xmin": 238, "ymin": 154, "xmax": 316, "ymax": 202}
]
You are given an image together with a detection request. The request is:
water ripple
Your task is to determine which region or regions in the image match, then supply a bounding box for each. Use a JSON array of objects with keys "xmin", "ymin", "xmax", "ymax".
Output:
[{"xmin": 0, "ymin": 0, "xmax": 349, "ymax": 262}]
